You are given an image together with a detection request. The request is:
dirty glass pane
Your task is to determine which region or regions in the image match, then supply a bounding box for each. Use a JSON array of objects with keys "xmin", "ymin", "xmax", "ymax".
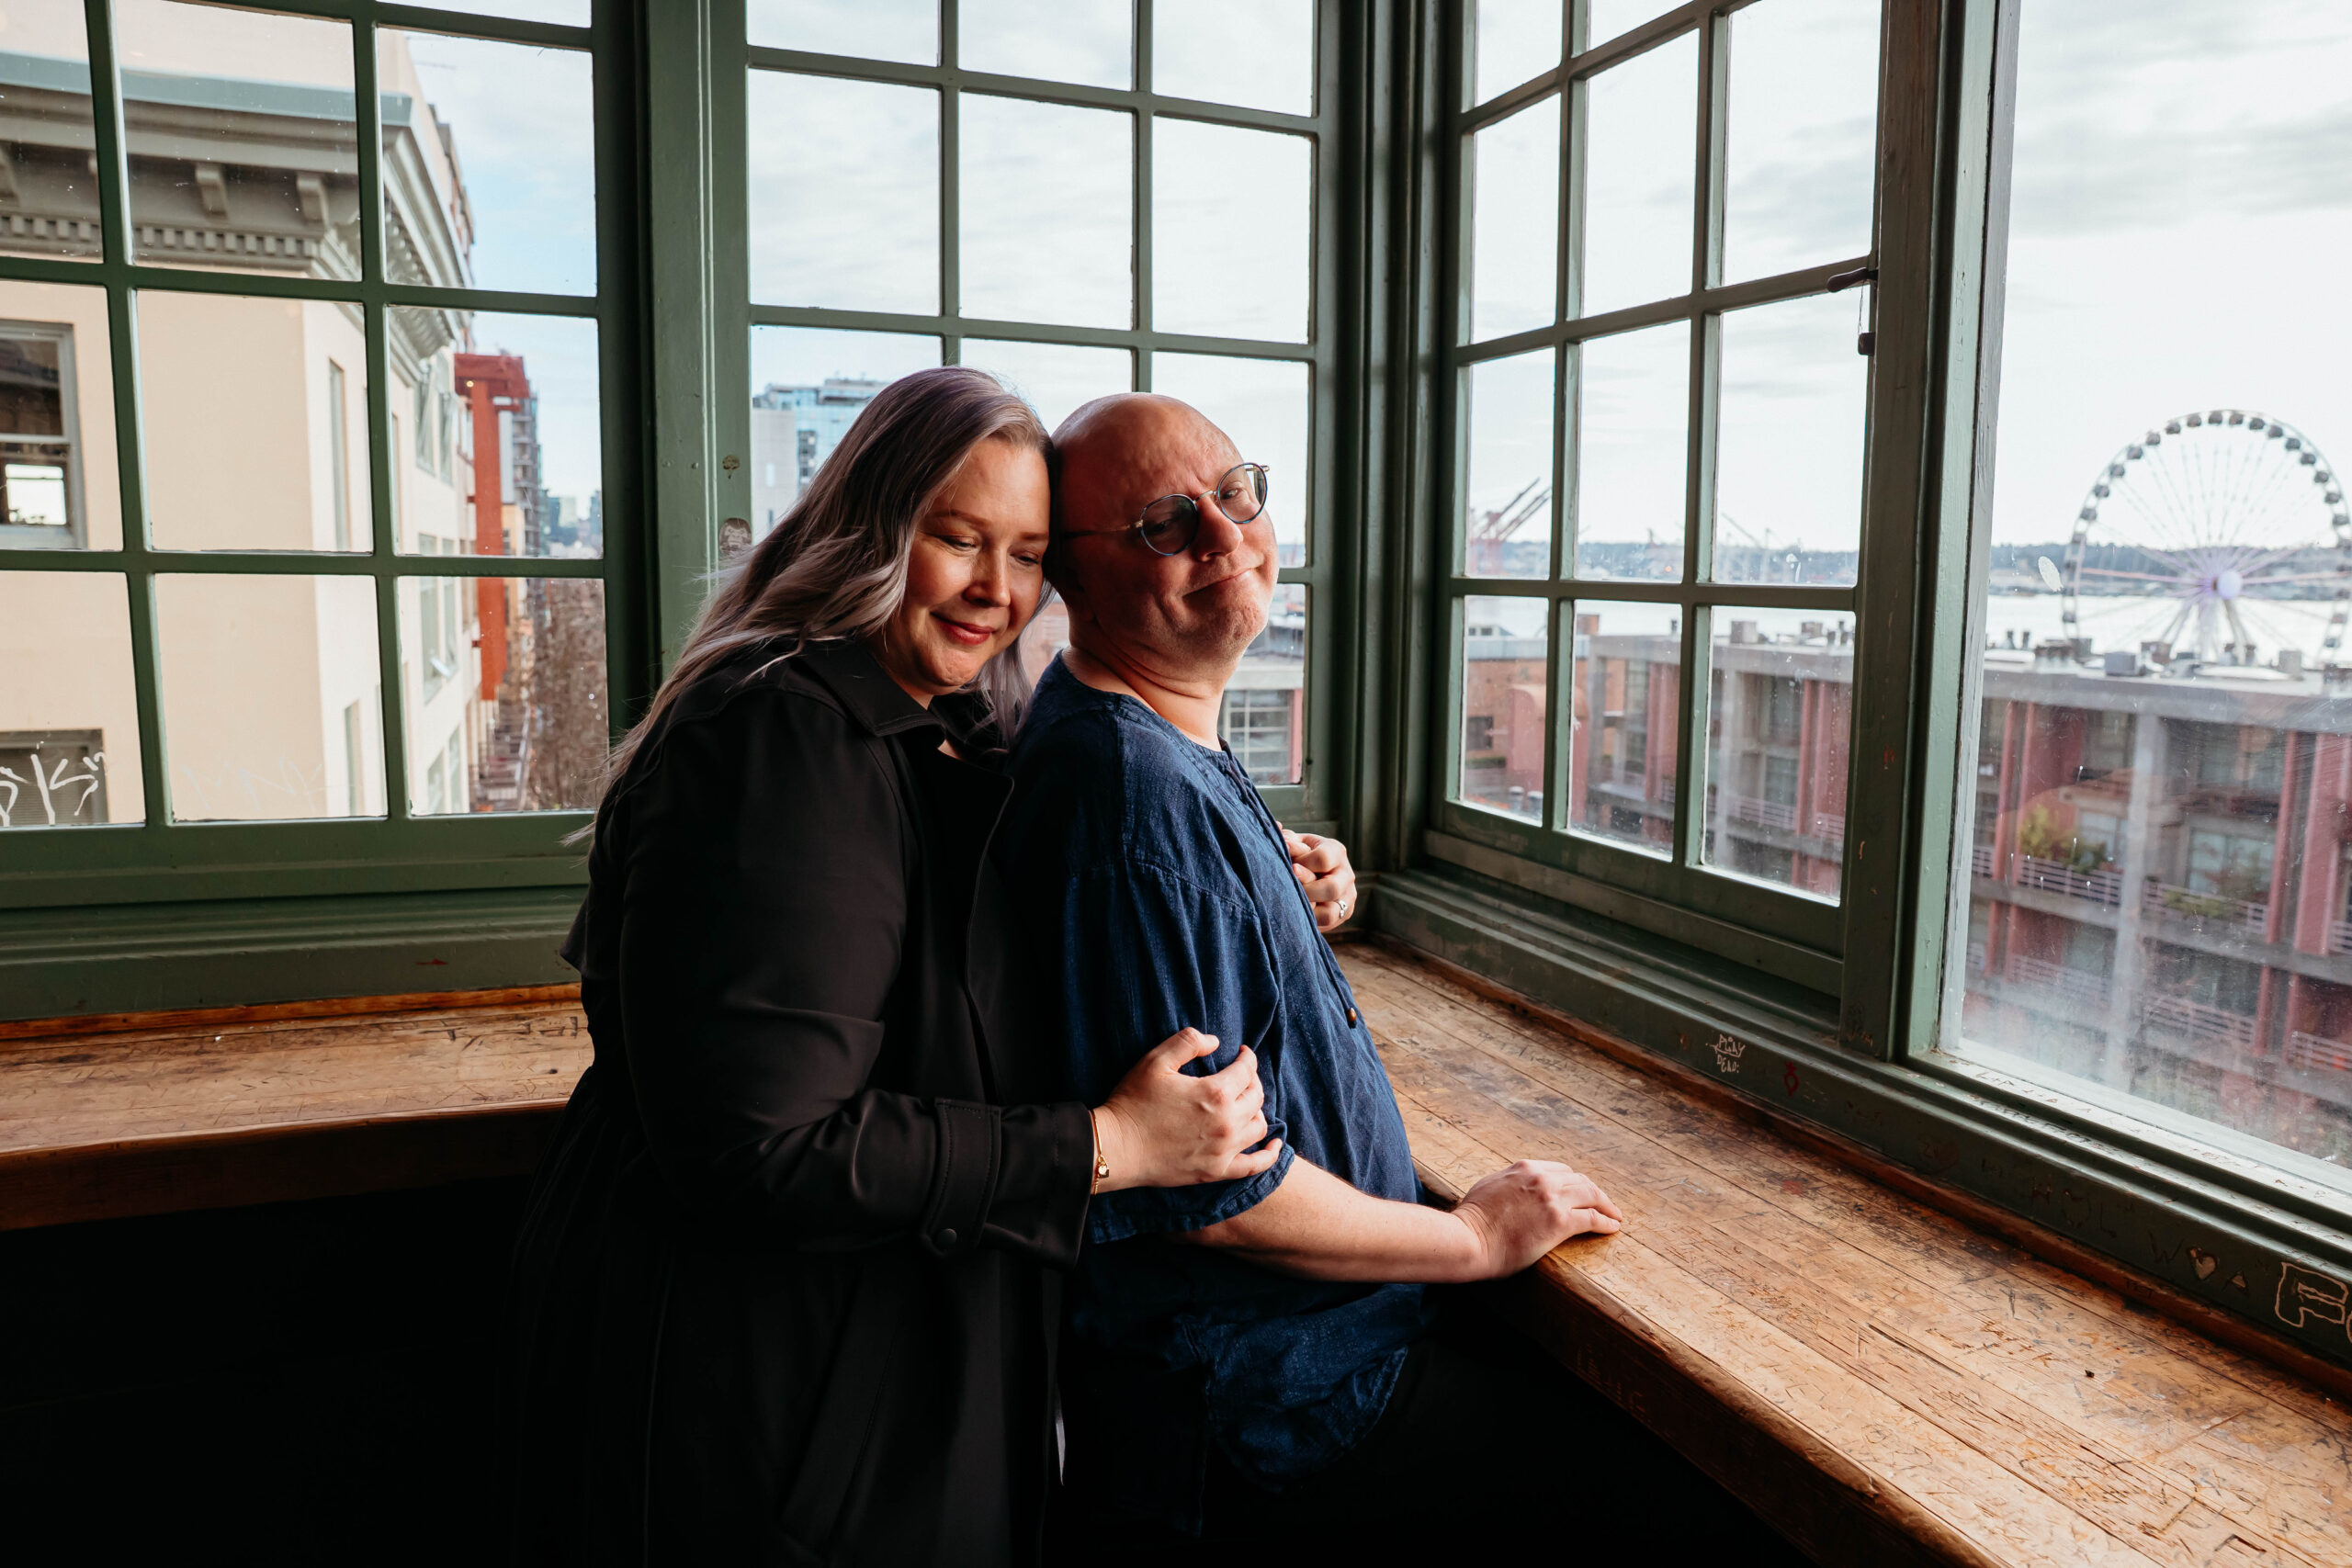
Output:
[
  {"xmin": 0, "ymin": 280, "xmax": 122, "ymax": 550},
  {"xmin": 1577, "ymin": 30, "xmax": 1696, "ymax": 318},
  {"xmin": 389, "ymin": 308, "xmax": 601, "ymax": 558},
  {"xmin": 1567, "ymin": 598, "xmax": 1678, "ymax": 855},
  {"xmin": 1458, "ymin": 593, "xmax": 1549, "ymax": 821},
  {"xmin": 0, "ymin": 0, "xmax": 101, "ymax": 262},
  {"xmin": 749, "ymin": 0, "xmax": 935, "ymax": 63},
  {"xmin": 1466, "ymin": 95, "xmax": 1559, "ymax": 345},
  {"xmin": 1942, "ymin": 0, "xmax": 2352, "ymax": 1186},
  {"xmin": 154, "ymin": 572, "xmax": 383, "ymax": 822},
  {"xmin": 380, "ymin": 30, "xmax": 595, "ymax": 296},
  {"xmin": 961, "ymin": 96, "xmax": 1131, "ymax": 331},
  {"xmin": 1460, "ymin": 347, "xmax": 1554, "ymax": 579},
  {"xmin": 0, "ymin": 570, "xmax": 144, "ymax": 829},
  {"xmin": 1223, "ymin": 584, "xmax": 1306, "ymax": 784},
  {"xmin": 1571, "ymin": 320, "xmax": 1687, "ymax": 581},
  {"xmin": 747, "ymin": 71, "xmax": 939, "ymax": 314},
  {"xmin": 1701, "ymin": 604, "xmax": 1849, "ymax": 899},
  {"xmin": 137, "ymin": 291, "xmax": 370, "ymax": 553},
  {"xmin": 748, "ymin": 327, "xmax": 941, "ymax": 544},
  {"xmin": 401, "ymin": 576, "xmax": 605, "ymax": 814},
  {"xmin": 115, "ymin": 1, "xmax": 359, "ymax": 280},
  {"xmin": 1152, "ymin": 352, "xmax": 1309, "ymax": 568}
]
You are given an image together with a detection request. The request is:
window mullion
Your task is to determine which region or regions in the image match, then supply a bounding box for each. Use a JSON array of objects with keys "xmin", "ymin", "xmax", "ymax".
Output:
[{"xmin": 351, "ymin": 11, "xmax": 412, "ymax": 827}]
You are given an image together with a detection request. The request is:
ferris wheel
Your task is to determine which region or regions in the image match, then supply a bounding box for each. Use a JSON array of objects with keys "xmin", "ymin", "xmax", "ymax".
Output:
[{"xmin": 2060, "ymin": 410, "xmax": 2352, "ymax": 668}]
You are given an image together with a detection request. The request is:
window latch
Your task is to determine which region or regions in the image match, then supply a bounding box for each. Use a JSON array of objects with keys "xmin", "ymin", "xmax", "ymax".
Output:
[{"xmin": 1826, "ymin": 265, "xmax": 1880, "ymax": 355}]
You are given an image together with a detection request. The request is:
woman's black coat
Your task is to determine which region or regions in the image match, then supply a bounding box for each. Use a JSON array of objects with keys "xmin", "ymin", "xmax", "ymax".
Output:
[{"xmin": 510, "ymin": 637, "xmax": 1095, "ymax": 1566}]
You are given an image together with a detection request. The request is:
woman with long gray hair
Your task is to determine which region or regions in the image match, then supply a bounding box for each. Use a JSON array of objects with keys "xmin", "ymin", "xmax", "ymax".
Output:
[{"xmin": 507, "ymin": 367, "xmax": 1281, "ymax": 1565}]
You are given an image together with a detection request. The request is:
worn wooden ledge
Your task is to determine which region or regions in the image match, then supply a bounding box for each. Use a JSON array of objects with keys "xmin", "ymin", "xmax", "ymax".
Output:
[
  {"xmin": 0, "ymin": 986, "xmax": 587, "ymax": 1230},
  {"xmin": 1345, "ymin": 939, "xmax": 2352, "ymax": 1568}
]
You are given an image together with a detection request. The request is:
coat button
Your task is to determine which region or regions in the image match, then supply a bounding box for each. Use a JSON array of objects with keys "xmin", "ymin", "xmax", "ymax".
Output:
[
  {"xmin": 1346, "ymin": 1008, "xmax": 1359, "ymax": 1027},
  {"xmin": 935, "ymin": 1228, "xmax": 958, "ymax": 1248}
]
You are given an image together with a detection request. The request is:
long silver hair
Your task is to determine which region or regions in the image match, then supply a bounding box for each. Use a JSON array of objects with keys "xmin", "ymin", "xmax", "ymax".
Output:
[{"xmin": 594, "ymin": 365, "xmax": 1049, "ymax": 806}]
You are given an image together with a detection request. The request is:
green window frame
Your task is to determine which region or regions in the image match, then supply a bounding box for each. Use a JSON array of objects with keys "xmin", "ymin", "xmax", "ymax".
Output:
[
  {"xmin": 691, "ymin": 0, "xmax": 1348, "ymax": 826},
  {"xmin": 0, "ymin": 1, "xmax": 646, "ymax": 936}
]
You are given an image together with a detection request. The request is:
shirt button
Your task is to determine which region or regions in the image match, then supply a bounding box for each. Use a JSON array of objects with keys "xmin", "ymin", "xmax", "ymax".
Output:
[
  {"xmin": 935, "ymin": 1228, "xmax": 958, "ymax": 1248},
  {"xmin": 1346, "ymin": 1008, "xmax": 1359, "ymax": 1027}
]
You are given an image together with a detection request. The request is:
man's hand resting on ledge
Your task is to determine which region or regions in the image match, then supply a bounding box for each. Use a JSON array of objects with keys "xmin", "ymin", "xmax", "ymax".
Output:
[{"xmin": 1172, "ymin": 1152, "xmax": 1621, "ymax": 1282}]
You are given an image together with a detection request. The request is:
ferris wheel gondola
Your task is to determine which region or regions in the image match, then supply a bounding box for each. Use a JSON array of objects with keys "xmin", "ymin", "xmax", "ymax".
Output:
[{"xmin": 2059, "ymin": 410, "xmax": 2352, "ymax": 669}]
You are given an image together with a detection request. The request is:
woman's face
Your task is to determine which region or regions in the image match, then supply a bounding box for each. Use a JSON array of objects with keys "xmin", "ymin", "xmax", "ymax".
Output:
[{"xmin": 872, "ymin": 436, "xmax": 1052, "ymax": 703}]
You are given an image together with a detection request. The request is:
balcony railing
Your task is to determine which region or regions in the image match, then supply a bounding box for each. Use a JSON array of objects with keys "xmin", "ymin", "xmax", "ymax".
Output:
[
  {"xmin": 2329, "ymin": 921, "xmax": 2352, "ymax": 958},
  {"xmin": 1971, "ymin": 842, "xmax": 1999, "ymax": 879},
  {"xmin": 2017, "ymin": 855, "xmax": 2125, "ymax": 908},
  {"xmin": 2142, "ymin": 994, "xmax": 2257, "ymax": 1053},
  {"xmin": 1812, "ymin": 811, "xmax": 1845, "ymax": 849},
  {"xmin": 2287, "ymin": 1031, "xmax": 2352, "ymax": 1074},
  {"xmin": 2142, "ymin": 880, "xmax": 2268, "ymax": 936},
  {"xmin": 1726, "ymin": 795, "xmax": 1797, "ymax": 832},
  {"xmin": 2006, "ymin": 954, "xmax": 2112, "ymax": 1010}
]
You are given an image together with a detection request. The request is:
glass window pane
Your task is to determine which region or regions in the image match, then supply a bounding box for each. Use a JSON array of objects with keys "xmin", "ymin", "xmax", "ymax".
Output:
[
  {"xmin": 1223, "ymin": 583, "xmax": 1306, "ymax": 784},
  {"xmin": 0, "ymin": 281, "xmax": 122, "ymax": 551},
  {"xmin": 747, "ymin": 72, "xmax": 938, "ymax": 314},
  {"xmin": 749, "ymin": 327, "xmax": 940, "ymax": 544},
  {"xmin": 962, "ymin": 339, "xmax": 1130, "ymax": 434},
  {"xmin": 1461, "ymin": 347, "xmax": 1554, "ymax": 579},
  {"xmin": 0, "ymin": 0, "xmax": 100, "ymax": 262},
  {"xmin": 1712, "ymin": 291, "xmax": 1865, "ymax": 586},
  {"xmin": 0, "ymin": 570, "xmax": 144, "ymax": 828},
  {"xmin": 388, "ymin": 308, "xmax": 600, "ymax": 558},
  {"xmin": 401, "ymin": 576, "xmax": 605, "ymax": 814},
  {"xmin": 961, "ymin": 0, "xmax": 1129, "ymax": 87},
  {"xmin": 1722, "ymin": 0, "xmax": 1880, "ymax": 285},
  {"xmin": 1154, "ymin": 119, "xmax": 1310, "ymax": 344},
  {"xmin": 961, "ymin": 96, "xmax": 1131, "ymax": 330},
  {"xmin": 1572, "ymin": 320, "xmax": 1687, "ymax": 581},
  {"xmin": 1471, "ymin": 0, "xmax": 1562, "ymax": 106},
  {"xmin": 1154, "ymin": 352, "xmax": 1308, "ymax": 568},
  {"xmin": 380, "ymin": 30, "xmax": 595, "ymax": 297},
  {"xmin": 1154, "ymin": 0, "xmax": 1314, "ymax": 117},
  {"xmin": 1466, "ymin": 95, "xmax": 1559, "ymax": 345},
  {"xmin": 116, "ymin": 1, "xmax": 358, "ymax": 280},
  {"xmin": 154, "ymin": 572, "xmax": 382, "ymax": 822},
  {"xmin": 1701, "ymin": 604, "xmax": 1849, "ymax": 898},
  {"xmin": 749, "ymin": 0, "xmax": 936, "ymax": 62},
  {"xmin": 1578, "ymin": 31, "xmax": 1696, "ymax": 318},
  {"xmin": 1944, "ymin": 1, "xmax": 2352, "ymax": 1186},
  {"xmin": 137, "ymin": 291, "xmax": 369, "ymax": 553},
  {"xmin": 429, "ymin": 1, "xmax": 587, "ymax": 22},
  {"xmin": 1567, "ymin": 598, "xmax": 1678, "ymax": 854},
  {"xmin": 1458, "ymin": 593, "xmax": 1549, "ymax": 821},
  {"xmin": 1586, "ymin": 2, "xmax": 1666, "ymax": 51}
]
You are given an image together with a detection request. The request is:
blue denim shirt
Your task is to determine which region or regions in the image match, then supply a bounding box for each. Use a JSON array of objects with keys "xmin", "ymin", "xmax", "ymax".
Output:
[{"xmin": 999, "ymin": 660, "xmax": 1431, "ymax": 1533}]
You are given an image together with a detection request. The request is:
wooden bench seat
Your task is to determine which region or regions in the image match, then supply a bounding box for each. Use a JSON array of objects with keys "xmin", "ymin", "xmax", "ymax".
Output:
[{"xmin": 5, "ymin": 947, "xmax": 2348, "ymax": 1565}]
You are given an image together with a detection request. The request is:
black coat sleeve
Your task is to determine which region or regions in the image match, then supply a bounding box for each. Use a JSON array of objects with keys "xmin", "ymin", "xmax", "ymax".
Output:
[{"xmin": 610, "ymin": 688, "xmax": 1091, "ymax": 1265}]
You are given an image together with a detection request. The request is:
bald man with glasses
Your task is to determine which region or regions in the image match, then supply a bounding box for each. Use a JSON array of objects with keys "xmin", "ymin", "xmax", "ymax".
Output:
[{"xmin": 995, "ymin": 394, "xmax": 1626, "ymax": 1548}]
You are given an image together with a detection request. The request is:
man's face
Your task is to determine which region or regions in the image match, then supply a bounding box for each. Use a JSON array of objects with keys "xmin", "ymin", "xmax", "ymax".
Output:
[{"xmin": 1052, "ymin": 398, "xmax": 1278, "ymax": 682}]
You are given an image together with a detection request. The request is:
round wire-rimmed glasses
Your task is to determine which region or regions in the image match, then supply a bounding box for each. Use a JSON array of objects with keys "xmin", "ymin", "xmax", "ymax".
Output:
[{"xmin": 1062, "ymin": 462, "xmax": 1271, "ymax": 556}]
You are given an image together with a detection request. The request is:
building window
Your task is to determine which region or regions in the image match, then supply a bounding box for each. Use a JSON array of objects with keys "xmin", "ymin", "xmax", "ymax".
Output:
[
  {"xmin": 1444, "ymin": 0, "xmax": 1878, "ymax": 925},
  {"xmin": 0, "ymin": 321, "xmax": 82, "ymax": 547},
  {"xmin": 1224, "ymin": 688, "xmax": 1298, "ymax": 785},
  {"xmin": 1939, "ymin": 0, "xmax": 2352, "ymax": 1183},
  {"xmin": 0, "ymin": 729, "xmax": 107, "ymax": 829}
]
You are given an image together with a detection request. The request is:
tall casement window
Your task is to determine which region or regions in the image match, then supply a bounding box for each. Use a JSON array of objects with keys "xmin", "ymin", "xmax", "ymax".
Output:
[
  {"xmin": 729, "ymin": 0, "xmax": 1334, "ymax": 811},
  {"xmin": 0, "ymin": 3, "xmax": 639, "ymax": 908},
  {"xmin": 1932, "ymin": 4, "xmax": 2352, "ymax": 1203},
  {"xmin": 1438, "ymin": 0, "xmax": 1882, "ymax": 965}
]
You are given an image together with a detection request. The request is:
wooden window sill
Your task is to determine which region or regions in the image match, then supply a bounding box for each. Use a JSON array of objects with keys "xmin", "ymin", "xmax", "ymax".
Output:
[{"xmin": 6, "ymin": 953, "xmax": 2349, "ymax": 1565}]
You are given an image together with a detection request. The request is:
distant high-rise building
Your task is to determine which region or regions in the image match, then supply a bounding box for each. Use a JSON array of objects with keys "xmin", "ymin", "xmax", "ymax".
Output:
[{"xmin": 747, "ymin": 377, "xmax": 889, "ymax": 538}]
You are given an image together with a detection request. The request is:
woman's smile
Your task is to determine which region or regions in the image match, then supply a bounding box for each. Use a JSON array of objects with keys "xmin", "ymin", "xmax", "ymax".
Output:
[{"xmin": 932, "ymin": 611, "xmax": 1000, "ymax": 648}]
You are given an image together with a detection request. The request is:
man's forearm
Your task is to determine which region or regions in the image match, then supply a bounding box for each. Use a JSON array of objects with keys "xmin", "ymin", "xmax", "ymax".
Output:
[{"xmin": 1171, "ymin": 1156, "xmax": 1486, "ymax": 1282}]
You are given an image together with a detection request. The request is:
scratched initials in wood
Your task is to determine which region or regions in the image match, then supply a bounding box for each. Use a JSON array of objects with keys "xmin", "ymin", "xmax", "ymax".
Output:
[
  {"xmin": 2275, "ymin": 1259, "xmax": 2351, "ymax": 1342},
  {"xmin": 1710, "ymin": 1034, "xmax": 1747, "ymax": 1074}
]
